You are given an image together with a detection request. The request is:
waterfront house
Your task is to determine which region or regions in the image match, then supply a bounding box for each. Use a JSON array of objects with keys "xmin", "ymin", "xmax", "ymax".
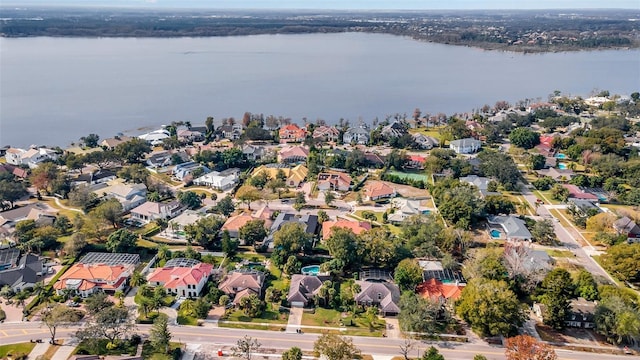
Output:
[
  {"xmin": 343, "ymin": 125, "xmax": 370, "ymax": 145},
  {"xmin": 312, "ymin": 126, "xmax": 340, "ymax": 143},
  {"xmin": 279, "ymin": 124, "xmax": 307, "ymax": 143}
]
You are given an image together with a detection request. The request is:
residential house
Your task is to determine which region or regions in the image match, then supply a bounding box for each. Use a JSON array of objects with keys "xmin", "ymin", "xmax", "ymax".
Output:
[
  {"xmin": 449, "ymin": 138, "xmax": 482, "ymax": 154},
  {"xmin": 312, "ymin": 126, "xmax": 340, "ymax": 143},
  {"xmin": 278, "ymin": 146, "xmax": 309, "ymax": 164},
  {"xmin": 177, "ymin": 129, "xmax": 204, "ymax": 142},
  {"xmin": 218, "ymin": 124, "xmax": 243, "ymax": 140},
  {"xmin": 72, "ymin": 169, "xmax": 117, "ymax": 187},
  {"xmin": 173, "ymin": 161, "xmax": 210, "ymax": 181},
  {"xmin": 343, "ymin": 125, "xmax": 370, "ymax": 145},
  {"xmin": 264, "ymin": 212, "xmax": 319, "ymax": 251},
  {"xmin": 100, "ymin": 136, "xmax": 132, "ymax": 150},
  {"xmin": 0, "ymin": 251, "xmax": 44, "ymax": 292},
  {"xmin": 221, "ymin": 214, "xmax": 256, "ymax": 240},
  {"xmin": 146, "ymin": 259, "xmax": 213, "ymax": 298},
  {"xmin": 364, "ymin": 152, "xmax": 385, "ymax": 168},
  {"xmin": 165, "ymin": 210, "xmax": 205, "ymax": 240},
  {"xmin": 364, "ymin": 181, "xmax": 396, "ymax": 201},
  {"xmin": 354, "ymin": 280, "xmax": 401, "ymax": 316},
  {"xmin": 388, "ymin": 198, "xmax": 422, "ymax": 224},
  {"xmin": 242, "ymin": 144, "xmax": 265, "ymax": 161},
  {"xmin": 322, "ymin": 219, "xmax": 371, "ymax": 240},
  {"xmin": 534, "ymin": 298, "xmax": 596, "ymax": 329},
  {"xmin": 466, "ymin": 120, "xmax": 484, "ymax": 136},
  {"xmin": 568, "ymin": 199, "xmax": 601, "ymax": 217},
  {"xmin": 0, "ymin": 163, "xmax": 27, "ymax": 180},
  {"xmin": 93, "ymin": 180, "xmax": 147, "ymax": 211},
  {"xmin": 613, "ymin": 216, "xmax": 640, "ymax": 243},
  {"xmin": 487, "ymin": 215, "xmax": 533, "ymax": 241},
  {"xmin": 130, "ymin": 201, "xmax": 184, "ymax": 224},
  {"xmin": 139, "ymin": 129, "xmax": 170, "ymax": 146},
  {"xmin": 412, "ymin": 133, "xmax": 439, "ymax": 149},
  {"xmin": 4, "ymin": 148, "xmax": 25, "ymax": 165},
  {"xmin": 251, "ymin": 164, "xmax": 308, "ymax": 188},
  {"xmin": 416, "ymin": 278, "xmax": 465, "ymax": 306},
  {"xmin": 563, "ymin": 184, "xmax": 598, "ymax": 201},
  {"xmin": 54, "ymin": 252, "xmax": 139, "ymax": 297},
  {"xmin": 193, "ymin": 168, "xmax": 240, "ymax": 190},
  {"xmin": 218, "ymin": 270, "xmax": 265, "ymax": 305},
  {"xmin": 0, "ymin": 204, "xmax": 56, "ymax": 237},
  {"xmin": 418, "ymin": 260, "xmax": 466, "ymax": 284},
  {"xmin": 253, "ymin": 205, "xmax": 275, "ymax": 229},
  {"xmin": 405, "ymin": 155, "xmax": 426, "ymax": 170},
  {"xmin": 146, "ymin": 151, "xmax": 174, "ymax": 169},
  {"xmin": 317, "ymin": 172, "xmax": 352, "ymax": 192},
  {"xmin": 287, "ymin": 274, "xmax": 331, "ymax": 307},
  {"xmin": 279, "ymin": 124, "xmax": 307, "ymax": 143},
  {"xmin": 459, "ymin": 175, "xmax": 500, "ymax": 198},
  {"xmin": 19, "ymin": 148, "xmax": 60, "ymax": 169},
  {"xmin": 381, "ymin": 121, "xmax": 407, "ymax": 139},
  {"xmin": 535, "ymin": 167, "xmax": 575, "ymax": 181}
]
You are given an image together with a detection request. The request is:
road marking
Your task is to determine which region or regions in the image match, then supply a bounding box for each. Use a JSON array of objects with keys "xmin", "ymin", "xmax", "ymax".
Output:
[
  {"xmin": 22, "ymin": 330, "xmax": 28, "ymax": 334},
  {"xmin": 0, "ymin": 330, "xmax": 7, "ymax": 336}
]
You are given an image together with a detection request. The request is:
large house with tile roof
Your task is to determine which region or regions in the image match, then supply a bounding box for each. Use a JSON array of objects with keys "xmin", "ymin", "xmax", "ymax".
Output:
[
  {"xmin": 364, "ymin": 181, "xmax": 396, "ymax": 201},
  {"xmin": 416, "ymin": 278, "xmax": 465, "ymax": 307},
  {"xmin": 322, "ymin": 219, "xmax": 371, "ymax": 240},
  {"xmin": 93, "ymin": 180, "xmax": 147, "ymax": 211},
  {"xmin": 54, "ymin": 263, "xmax": 134, "ymax": 297},
  {"xmin": 279, "ymin": 124, "xmax": 307, "ymax": 143},
  {"xmin": 278, "ymin": 146, "xmax": 309, "ymax": 164},
  {"xmin": 130, "ymin": 200, "xmax": 184, "ymax": 224},
  {"xmin": 221, "ymin": 213, "xmax": 257, "ymax": 240},
  {"xmin": 218, "ymin": 270, "xmax": 265, "ymax": 305},
  {"xmin": 147, "ymin": 259, "xmax": 213, "ymax": 298},
  {"xmin": 312, "ymin": 126, "xmax": 340, "ymax": 143},
  {"xmin": 251, "ymin": 164, "xmax": 308, "ymax": 188},
  {"xmin": 317, "ymin": 172, "xmax": 352, "ymax": 192}
]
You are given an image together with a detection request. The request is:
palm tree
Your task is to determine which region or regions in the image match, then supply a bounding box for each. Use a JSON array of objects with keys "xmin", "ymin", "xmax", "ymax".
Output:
[
  {"xmin": 31, "ymin": 281, "xmax": 45, "ymax": 296},
  {"xmin": 14, "ymin": 290, "xmax": 29, "ymax": 307},
  {"xmin": 114, "ymin": 290, "xmax": 125, "ymax": 307},
  {"xmin": 179, "ymin": 299, "xmax": 196, "ymax": 317},
  {"xmin": 130, "ymin": 270, "xmax": 146, "ymax": 288},
  {"xmin": 517, "ymin": 201, "xmax": 532, "ymax": 215},
  {"xmin": 157, "ymin": 244, "xmax": 170, "ymax": 262}
]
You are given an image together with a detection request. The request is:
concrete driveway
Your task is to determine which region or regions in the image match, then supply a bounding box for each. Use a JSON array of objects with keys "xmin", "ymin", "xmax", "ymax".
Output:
[{"xmin": 286, "ymin": 307, "xmax": 303, "ymax": 333}]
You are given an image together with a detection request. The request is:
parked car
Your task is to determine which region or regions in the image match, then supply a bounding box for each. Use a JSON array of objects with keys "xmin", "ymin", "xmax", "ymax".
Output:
[{"xmin": 66, "ymin": 301, "xmax": 80, "ymax": 308}]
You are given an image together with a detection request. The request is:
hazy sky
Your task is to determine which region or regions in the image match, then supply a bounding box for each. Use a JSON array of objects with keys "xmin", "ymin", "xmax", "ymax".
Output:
[{"xmin": 7, "ymin": 0, "xmax": 640, "ymax": 9}]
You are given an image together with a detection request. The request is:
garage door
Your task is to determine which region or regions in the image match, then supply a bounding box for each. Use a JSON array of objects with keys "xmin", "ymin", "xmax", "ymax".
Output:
[{"xmin": 291, "ymin": 301, "xmax": 304, "ymax": 308}]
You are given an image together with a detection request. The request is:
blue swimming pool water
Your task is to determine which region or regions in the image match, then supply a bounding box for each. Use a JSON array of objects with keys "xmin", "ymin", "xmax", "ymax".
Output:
[
  {"xmin": 558, "ymin": 163, "xmax": 568, "ymax": 170},
  {"xmin": 490, "ymin": 229, "xmax": 501, "ymax": 238},
  {"xmin": 555, "ymin": 153, "xmax": 566, "ymax": 159},
  {"xmin": 422, "ymin": 210, "xmax": 431, "ymax": 215},
  {"xmin": 301, "ymin": 265, "xmax": 320, "ymax": 275}
]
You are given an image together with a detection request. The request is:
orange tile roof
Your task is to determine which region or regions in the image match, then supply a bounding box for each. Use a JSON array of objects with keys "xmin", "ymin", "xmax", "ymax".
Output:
[
  {"xmin": 148, "ymin": 263, "xmax": 213, "ymax": 289},
  {"xmin": 322, "ymin": 220, "xmax": 371, "ymax": 240},
  {"xmin": 416, "ymin": 278, "xmax": 465, "ymax": 302},
  {"xmin": 221, "ymin": 214, "xmax": 255, "ymax": 232},
  {"xmin": 54, "ymin": 263, "xmax": 131, "ymax": 291},
  {"xmin": 364, "ymin": 181, "xmax": 395, "ymax": 199}
]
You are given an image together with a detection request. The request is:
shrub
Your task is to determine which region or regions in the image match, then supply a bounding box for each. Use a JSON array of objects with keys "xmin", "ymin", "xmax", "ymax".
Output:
[{"xmin": 0, "ymin": 308, "xmax": 6, "ymax": 321}]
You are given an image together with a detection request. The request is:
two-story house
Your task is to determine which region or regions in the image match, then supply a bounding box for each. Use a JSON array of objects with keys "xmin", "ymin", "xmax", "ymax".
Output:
[
  {"xmin": 130, "ymin": 200, "xmax": 185, "ymax": 224},
  {"xmin": 449, "ymin": 138, "xmax": 482, "ymax": 154},
  {"xmin": 279, "ymin": 124, "xmax": 307, "ymax": 143},
  {"xmin": 218, "ymin": 270, "xmax": 265, "ymax": 305},
  {"xmin": 147, "ymin": 258, "xmax": 213, "ymax": 298},
  {"xmin": 343, "ymin": 126, "xmax": 370, "ymax": 145}
]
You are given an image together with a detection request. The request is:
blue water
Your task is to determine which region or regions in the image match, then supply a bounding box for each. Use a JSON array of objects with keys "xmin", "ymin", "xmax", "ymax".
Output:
[
  {"xmin": 555, "ymin": 153, "xmax": 567, "ymax": 159},
  {"xmin": 422, "ymin": 210, "xmax": 431, "ymax": 215},
  {"xmin": 558, "ymin": 163, "xmax": 568, "ymax": 170},
  {"xmin": 301, "ymin": 265, "xmax": 320, "ymax": 275},
  {"xmin": 490, "ymin": 229, "xmax": 501, "ymax": 238}
]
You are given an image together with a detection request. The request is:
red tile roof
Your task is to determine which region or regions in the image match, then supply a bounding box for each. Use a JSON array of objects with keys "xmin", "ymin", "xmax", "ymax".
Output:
[
  {"xmin": 416, "ymin": 278, "xmax": 465, "ymax": 302},
  {"xmin": 322, "ymin": 219, "xmax": 371, "ymax": 240},
  {"xmin": 147, "ymin": 263, "xmax": 213, "ymax": 289}
]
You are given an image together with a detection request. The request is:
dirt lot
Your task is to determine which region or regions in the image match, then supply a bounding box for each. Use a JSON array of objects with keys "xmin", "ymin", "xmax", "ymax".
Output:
[{"xmin": 380, "ymin": 181, "xmax": 430, "ymax": 198}]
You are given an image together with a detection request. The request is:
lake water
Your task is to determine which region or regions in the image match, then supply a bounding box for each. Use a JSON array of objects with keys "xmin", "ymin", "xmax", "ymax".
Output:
[{"xmin": 1, "ymin": 33, "xmax": 639, "ymax": 147}]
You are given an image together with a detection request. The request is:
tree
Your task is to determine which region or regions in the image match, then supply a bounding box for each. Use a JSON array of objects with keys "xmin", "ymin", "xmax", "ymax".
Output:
[
  {"xmin": 239, "ymin": 293, "xmax": 263, "ymax": 317},
  {"xmin": 30, "ymin": 162, "xmax": 61, "ymax": 194},
  {"xmin": 63, "ymin": 232, "xmax": 87, "ymax": 258},
  {"xmin": 271, "ymin": 223, "xmax": 312, "ymax": 267},
  {"xmin": 484, "ymin": 195, "xmax": 515, "ymax": 215},
  {"xmin": 114, "ymin": 138, "xmax": 151, "ymax": 163},
  {"xmin": 117, "ymin": 164, "xmax": 149, "ymax": 184},
  {"xmin": 474, "ymin": 356, "xmax": 488, "ymax": 360},
  {"xmin": 85, "ymin": 292, "xmax": 115, "ymax": 315},
  {"xmin": 313, "ymin": 333, "xmax": 361, "ymax": 360},
  {"xmin": 238, "ymin": 220, "xmax": 267, "ymax": 246},
  {"xmin": 422, "ymin": 347, "xmax": 445, "ymax": 360},
  {"xmin": 324, "ymin": 191, "xmax": 335, "ymax": 207},
  {"xmin": 504, "ymin": 335, "xmax": 557, "ymax": 360},
  {"xmin": 130, "ymin": 270, "xmax": 146, "ymax": 288},
  {"xmin": 325, "ymin": 228, "xmax": 360, "ymax": 272},
  {"xmin": 80, "ymin": 133, "xmax": 100, "ymax": 148},
  {"xmin": 0, "ymin": 178, "xmax": 28, "ymax": 209},
  {"xmin": 106, "ymin": 228, "xmax": 138, "ymax": 253},
  {"xmin": 149, "ymin": 313, "xmax": 171, "ymax": 353},
  {"xmin": 529, "ymin": 154, "xmax": 546, "ymax": 171},
  {"xmin": 398, "ymin": 339, "xmax": 416, "ymax": 360},
  {"xmin": 456, "ymin": 278, "xmax": 527, "ymax": 337},
  {"xmin": 293, "ymin": 191, "xmax": 306, "ymax": 212},
  {"xmin": 42, "ymin": 304, "xmax": 84, "ymax": 344},
  {"xmin": 91, "ymin": 198, "xmax": 123, "ymax": 228},
  {"xmin": 184, "ymin": 216, "xmax": 224, "ymax": 249},
  {"xmin": 283, "ymin": 255, "xmax": 302, "ymax": 276},
  {"xmin": 531, "ymin": 219, "xmax": 557, "ymax": 245},
  {"xmin": 236, "ymin": 185, "xmax": 261, "ymax": 210},
  {"xmin": 574, "ymin": 270, "xmax": 599, "ymax": 301},
  {"xmin": 398, "ymin": 292, "xmax": 447, "ymax": 335},
  {"xmin": 232, "ymin": 335, "xmax": 261, "ymax": 360},
  {"xmin": 539, "ymin": 268, "xmax": 574, "ymax": 330},
  {"xmin": 550, "ymin": 184, "xmax": 569, "ymax": 202},
  {"xmin": 266, "ymin": 178, "xmax": 286, "ymax": 197},
  {"xmin": 594, "ymin": 291, "xmax": 640, "ymax": 346},
  {"xmin": 585, "ymin": 213, "xmax": 616, "ymax": 232},
  {"xmin": 600, "ymin": 243, "xmax": 640, "ymax": 282},
  {"xmin": 509, "ymin": 128, "xmax": 540, "ymax": 149},
  {"xmin": 76, "ymin": 306, "xmax": 135, "ymax": 347},
  {"xmin": 317, "ymin": 210, "xmax": 329, "ymax": 224},
  {"xmin": 221, "ymin": 230, "xmax": 238, "ymax": 257},
  {"xmin": 213, "ymin": 195, "xmax": 235, "ymax": 216},
  {"xmin": 282, "ymin": 347, "xmax": 303, "ymax": 360},
  {"xmin": 178, "ymin": 191, "xmax": 202, "ymax": 209},
  {"xmin": 394, "ymin": 259, "xmax": 423, "ymax": 291}
]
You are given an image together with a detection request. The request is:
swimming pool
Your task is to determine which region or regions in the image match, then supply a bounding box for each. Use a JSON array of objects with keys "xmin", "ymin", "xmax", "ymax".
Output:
[
  {"xmin": 555, "ymin": 153, "xmax": 567, "ymax": 159},
  {"xmin": 490, "ymin": 229, "xmax": 502, "ymax": 239},
  {"xmin": 422, "ymin": 210, "xmax": 431, "ymax": 215},
  {"xmin": 558, "ymin": 163, "xmax": 568, "ymax": 170},
  {"xmin": 301, "ymin": 265, "xmax": 320, "ymax": 275}
]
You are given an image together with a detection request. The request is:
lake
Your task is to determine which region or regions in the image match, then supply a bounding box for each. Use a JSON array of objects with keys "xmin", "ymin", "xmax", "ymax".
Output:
[{"xmin": 1, "ymin": 33, "xmax": 638, "ymax": 147}]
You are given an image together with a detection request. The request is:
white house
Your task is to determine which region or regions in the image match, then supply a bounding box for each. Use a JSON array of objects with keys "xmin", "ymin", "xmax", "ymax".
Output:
[
  {"xmin": 193, "ymin": 168, "xmax": 240, "ymax": 190},
  {"xmin": 139, "ymin": 129, "xmax": 170, "ymax": 146},
  {"xmin": 343, "ymin": 126, "xmax": 370, "ymax": 145},
  {"xmin": 449, "ymin": 138, "xmax": 482, "ymax": 154},
  {"xmin": 147, "ymin": 259, "xmax": 213, "ymax": 298},
  {"xmin": 93, "ymin": 180, "xmax": 147, "ymax": 211},
  {"xmin": 5, "ymin": 147, "xmax": 59, "ymax": 168},
  {"xmin": 130, "ymin": 201, "xmax": 184, "ymax": 224}
]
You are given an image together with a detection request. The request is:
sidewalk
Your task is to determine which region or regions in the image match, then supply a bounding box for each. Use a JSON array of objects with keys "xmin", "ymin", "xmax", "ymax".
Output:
[
  {"xmin": 27, "ymin": 341, "xmax": 49, "ymax": 360},
  {"xmin": 51, "ymin": 338, "xmax": 79, "ymax": 360}
]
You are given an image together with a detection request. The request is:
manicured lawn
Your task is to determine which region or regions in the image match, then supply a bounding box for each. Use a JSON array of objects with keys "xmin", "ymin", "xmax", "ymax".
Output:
[
  {"xmin": 0, "ymin": 343, "xmax": 36, "ymax": 358},
  {"xmin": 301, "ymin": 308, "xmax": 385, "ymax": 336},
  {"xmin": 142, "ymin": 341, "xmax": 182, "ymax": 360},
  {"xmin": 545, "ymin": 249, "xmax": 575, "ymax": 258},
  {"xmin": 600, "ymin": 204, "xmax": 640, "ymax": 219},
  {"xmin": 176, "ymin": 314, "xmax": 198, "ymax": 326},
  {"xmin": 408, "ymin": 128, "xmax": 443, "ymax": 140},
  {"xmin": 302, "ymin": 307, "xmax": 343, "ymax": 327},
  {"xmin": 224, "ymin": 309, "xmax": 288, "ymax": 324},
  {"xmin": 535, "ymin": 190, "xmax": 562, "ymax": 205},
  {"xmin": 137, "ymin": 238, "xmax": 159, "ymax": 249},
  {"xmin": 386, "ymin": 170, "xmax": 429, "ymax": 182},
  {"xmin": 219, "ymin": 322, "xmax": 285, "ymax": 331},
  {"xmin": 74, "ymin": 339, "xmax": 137, "ymax": 356}
]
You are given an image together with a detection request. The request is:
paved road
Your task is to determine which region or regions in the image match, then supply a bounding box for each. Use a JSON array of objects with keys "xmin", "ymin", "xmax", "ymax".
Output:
[
  {"xmin": 520, "ymin": 186, "xmax": 616, "ymax": 284},
  {"xmin": 0, "ymin": 322, "xmax": 632, "ymax": 360}
]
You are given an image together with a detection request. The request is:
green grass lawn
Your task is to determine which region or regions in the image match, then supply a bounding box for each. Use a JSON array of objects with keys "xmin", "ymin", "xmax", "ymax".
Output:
[
  {"xmin": 176, "ymin": 314, "xmax": 198, "ymax": 326},
  {"xmin": 545, "ymin": 249, "xmax": 575, "ymax": 258},
  {"xmin": 408, "ymin": 128, "xmax": 443, "ymax": 140},
  {"xmin": 302, "ymin": 307, "xmax": 343, "ymax": 327},
  {"xmin": 386, "ymin": 170, "xmax": 429, "ymax": 182},
  {"xmin": 301, "ymin": 308, "xmax": 385, "ymax": 337},
  {"xmin": 223, "ymin": 309, "xmax": 288, "ymax": 324},
  {"xmin": 535, "ymin": 190, "xmax": 562, "ymax": 205},
  {"xmin": 74, "ymin": 339, "xmax": 137, "ymax": 356},
  {"xmin": 0, "ymin": 343, "xmax": 36, "ymax": 358}
]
